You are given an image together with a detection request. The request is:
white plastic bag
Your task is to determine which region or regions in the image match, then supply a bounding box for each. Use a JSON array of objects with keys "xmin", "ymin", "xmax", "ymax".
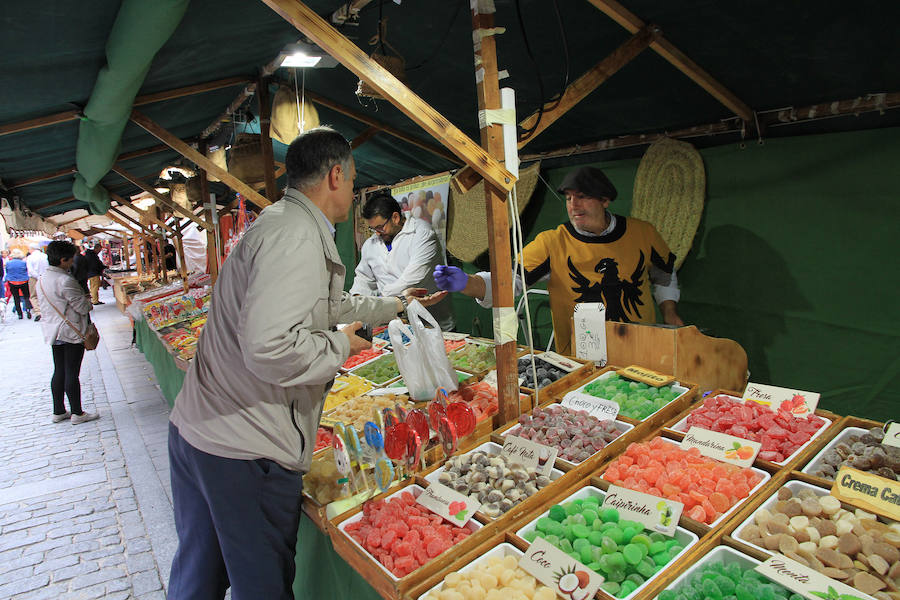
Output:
[{"xmin": 388, "ymin": 300, "xmax": 459, "ymax": 401}]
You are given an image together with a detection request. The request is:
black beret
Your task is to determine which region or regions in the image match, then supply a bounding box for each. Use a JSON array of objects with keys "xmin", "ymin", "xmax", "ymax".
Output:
[{"xmin": 557, "ymin": 166, "xmax": 617, "ymax": 201}]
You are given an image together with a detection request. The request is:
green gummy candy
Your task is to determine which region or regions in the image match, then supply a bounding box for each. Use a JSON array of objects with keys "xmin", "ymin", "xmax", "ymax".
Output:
[
  {"xmin": 559, "ymin": 538, "xmax": 573, "ymax": 553},
  {"xmin": 548, "ymin": 505, "xmax": 567, "ymax": 522},
  {"xmin": 702, "ymin": 579, "xmax": 723, "ymax": 600},
  {"xmin": 572, "ymin": 538, "xmax": 589, "ymax": 551},
  {"xmin": 592, "ymin": 518, "xmax": 606, "ymax": 531},
  {"xmin": 601, "ymin": 536, "xmax": 618, "ymax": 554},
  {"xmin": 618, "ymin": 580, "xmax": 638, "ymax": 597},
  {"xmin": 608, "ymin": 551, "xmax": 626, "ymax": 569},
  {"xmin": 572, "ymin": 524, "xmax": 590, "ymax": 539},
  {"xmin": 522, "ymin": 530, "xmax": 538, "ymax": 542},
  {"xmin": 588, "ymin": 531, "xmax": 604, "ymax": 547},
  {"xmin": 622, "ymin": 526, "xmax": 638, "ymax": 543},
  {"xmin": 582, "ymin": 508, "xmax": 598, "ymax": 525},
  {"xmin": 636, "ymin": 558, "xmax": 656, "ymax": 578},
  {"xmin": 631, "ymin": 533, "xmax": 652, "ymax": 550},
  {"xmin": 715, "ymin": 575, "xmax": 736, "ymax": 595},
  {"xmin": 668, "ymin": 544, "xmax": 685, "ymax": 559},
  {"xmin": 536, "ymin": 517, "xmax": 553, "ymax": 532},
  {"xmin": 587, "ymin": 561, "xmax": 602, "ymax": 572},
  {"xmin": 623, "ymin": 543, "xmax": 643, "ymax": 565},
  {"xmin": 579, "ymin": 546, "xmax": 593, "ymax": 564},
  {"xmin": 651, "ymin": 551, "xmax": 671, "ymax": 566},
  {"xmin": 605, "ymin": 526, "xmax": 625, "ymax": 545},
  {"xmin": 601, "ymin": 581, "xmax": 621, "ymax": 595},
  {"xmin": 607, "ymin": 568, "xmax": 626, "ymax": 583},
  {"xmin": 583, "ymin": 495, "xmax": 601, "ymax": 507},
  {"xmin": 600, "ymin": 508, "xmax": 619, "ymax": 522},
  {"xmin": 545, "ymin": 534, "xmax": 559, "ymax": 546},
  {"xmin": 565, "ymin": 502, "xmax": 581, "ymax": 516},
  {"xmin": 649, "ymin": 541, "xmax": 667, "ymax": 555}
]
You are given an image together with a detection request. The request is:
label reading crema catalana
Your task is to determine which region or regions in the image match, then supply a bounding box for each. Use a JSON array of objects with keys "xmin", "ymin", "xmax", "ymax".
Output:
[
  {"xmin": 601, "ymin": 485, "xmax": 682, "ymax": 536},
  {"xmin": 755, "ymin": 554, "xmax": 876, "ymax": 600},
  {"xmin": 831, "ymin": 466, "xmax": 900, "ymax": 521}
]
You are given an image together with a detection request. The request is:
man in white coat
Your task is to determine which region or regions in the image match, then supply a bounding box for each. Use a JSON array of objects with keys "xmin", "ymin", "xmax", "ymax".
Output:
[{"xmin": 350, "ymin": 191, "xmax": 455, "ymax": 331}]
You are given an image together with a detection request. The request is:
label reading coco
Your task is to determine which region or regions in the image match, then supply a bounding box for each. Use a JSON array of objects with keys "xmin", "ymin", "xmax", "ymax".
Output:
[
  {"xmin": 680, "ymin": 426, "xmax": 761, "ymax": 467},
  {"xmin": 518, "ymin": 537, "xmax": 604, "ymax": 600},
  {"xmin": 882, "ymin": 422, "xmax": 900, "ymax": 449},
  {"xmin": 537, "ymin": 351, "xmax": 580, "ymax": 373},
  {"xmin": 416, "ymin": 482, "xmax": 480, "ymax": 527},
  {"xmin": 501, "ymin": 435, "xmax": 558, "ymax": 477},
  {"xmin": 618, "ymin": 365, "xmax": 675, "ymax": 387},
  {"xmin": 831, "ymin": 466, "xmax": 900, "ymax": 521},
  {"xmin": 562, "ymin": 392, "xmax": 620, "ymax": 421},
  {"xmin": 742, "ymin": 382, "xmax": 820, "ymax": 416},
  {"xmin": 755, "ymin": 554, "xmax": 877, "ymax": 600},
  {"xmin": 601, "ymin": 484, "xmax": 683, "ymax": 536}
]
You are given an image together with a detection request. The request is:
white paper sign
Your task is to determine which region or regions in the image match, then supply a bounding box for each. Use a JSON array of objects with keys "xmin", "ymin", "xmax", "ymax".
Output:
[
  {"xmin": 883, "ymin": 422, "xmax": 900, "ymax": 449},
  {"xmin": 562, "ymin": 391, "xmax": 620, "ymax": 421},
  {"xmin": 573, "ymin": 302, "xmax": 607, "ymax": 365},
  {"xmin": 518, "ymin": 537, "xmax": 604, "ymax": 599},
  {"xmin": 501, "ymin": 435, "xmax": 558, "ymax": 477},
  {"xmin": 601, "ymin": 484, "xmax": 683, "ymax": 536},
  {"xmin": 416, "ymin": 482, "xmax": 480, "ymax": 527},
  {"xmin": 372, "ymin": 337, "xmax": 390, "ymax": 350},
  {"xmin": 442, "ymin": 332, "xmax": 469, "ymax": 341},
  {"xmin": 537, "ymin": 351, "xmax": 580, "ymax": 373},
  {"xmin": 742, "ymin": 382, "xmax": 820, "ymax": 416},
  {"xmin": 680, "ymin": 426, "xmax": 761, "ymax": 467},
  {"xmin": 755, "ymin": 554, "xmax": 877, "ymax": 600},
  {"xmin": 365, "ymin": 387, "xmax": 406, "ymax": 396}
]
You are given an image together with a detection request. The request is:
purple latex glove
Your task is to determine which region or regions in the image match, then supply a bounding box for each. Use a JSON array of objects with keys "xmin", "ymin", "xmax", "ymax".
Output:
[{"xmin": 433, "ymin": 265, "xmax": 468, "ymax": 292}]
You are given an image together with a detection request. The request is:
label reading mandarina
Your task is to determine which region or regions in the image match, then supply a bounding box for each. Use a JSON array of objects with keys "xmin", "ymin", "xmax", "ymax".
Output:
[
  {"xmin": 831, "ymin": 466, "xmax": 900, "ymax": 521},
  {"xmin": 518, "ymin": 537, "xmax": 604, "ymax": 600},
  {"xmin": 755, "ymin": 554, "xmax": 876, "ymax": 600},
  {"xmin": 680, "ymin": 426, "xmax": 761, "ymax": 468},
  {"xmin": 416, "ymin": 482, "xmax": 480, "ymax": 527},
  {"xmin": 601, "ymin": 484, "xmax": 683, "ymax": 536},
  {"xmin": 617, "ymin": 365, "xmax": 675, "ymax": 388},
  {"xmin": 742, "ymin": 382, "xmax": 820, "ymax": 416}
]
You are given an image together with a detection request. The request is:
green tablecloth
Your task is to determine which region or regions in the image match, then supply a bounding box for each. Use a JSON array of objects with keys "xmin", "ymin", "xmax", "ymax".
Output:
[
  {"xmin": 133, "ymin": 318, "xmax": 185, "ymax": 408},
  {"xmin": 132, "ymin": 320, "xmax": 381, "ymax": 598}
]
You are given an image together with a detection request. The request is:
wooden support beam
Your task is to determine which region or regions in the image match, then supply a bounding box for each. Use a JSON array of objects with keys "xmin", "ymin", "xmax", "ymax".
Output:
[
  {"xmin": 109, "ymin": 193, "xmax": 177, "ymax": 237},
  {"xmin": 108, "ymin": 206, "xmax": 157, "ymax": 238},
  {"xmin": 197, "ymin": 144, "xmax": 220, "ymax": 284},
  {"xmin": 0, "ymin": 77, "xmax": 251, "ymax": 138},
  {"xmin": 129, "ymin": 109, "xmax": 272, "ymax": 209},
  {"xmin": 260, "ymin": 0, "xmax": 516, "ymax": 193},
  {"xmin": 10, "ymin": 167, "xmax": 77, "ymax": 189},
  {"xmin": 201, "ymin": 83, "xmax": 257, "ymax": 140},
  {"xmin": 104, "ymin": 212, "xmax": 144, "ymax": 237},
  {"xmin": 299, "ymin": 88, "xmax": 461, "ymax": 165},
  {"xmin": 454, "ymin": 25, "xmax": 657, "ymax": 193},
  {"xmin": 174, "ymin": 219, "xmax": 190, "ymax": 293},
  {"xmin": 256, "ymin": 77, "xmax": 279, "ymax": 204},
  {"xmin": 132, "ymin": 237, "xmax": 144, "ymax": 276},
  {"xmin": 33, "ymin": 196, "xmax": 78, "ymax": 212},
  {"xmin": 470, "ymin": 4, "xmax": 519, "ymax": 424},
  {"xmin": 350, "ymin": 126, "xmax": 380, "ymax": 150},
  {"xmin": 111, "ymin": 164, "xmax": 212, "ymax": 232},
  {"xmin": 586, "ymin": 0, "xmax": 753, "ymax": 121},
  {"xmin": 54, "ymin": 213, "xmax": 91, "ymax": 227}
]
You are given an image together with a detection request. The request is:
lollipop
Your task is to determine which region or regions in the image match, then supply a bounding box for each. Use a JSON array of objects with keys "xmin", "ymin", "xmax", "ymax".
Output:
[
  {"xmin": 332, "ymin": 434, "xmax": 355, "ymax": 495},
  {"xmin": 382, "ymin": 407, "xmax": 398, "ymax": 429},
  {"xmin": 438, "ymin": 416, "xmax": 458, "ymax": 455},
  {"xmin": 447, "ymin": 401, "xmax": 476, "ymax": 438},
  {"xmin": 405, "ymin": 408, "xmax": 430, "ymax": 470},
  {"xmin": 344, "ymin": 425, "xmax": 369, "ymax": 491},
  {"xmin": 428, "ymin": 401, "xmax": 447, "ymax": 432},
  {"xmin": 374, "ymin": 458, "xmax": 394, "ymax": 493},
  {"xmin": 364, "ymin": 422, "xmax": 394, "ymax": 493},
  {"xmin": 394, "ymin": 403, "xmax": 408, "ymax": 423},
  {"xmin": 405, "ymin": 429, "xmax": 423, "ymax": 472},
  {"xmin": 384, "ymin": 422, "xmax": 410, "ymax": 461}
]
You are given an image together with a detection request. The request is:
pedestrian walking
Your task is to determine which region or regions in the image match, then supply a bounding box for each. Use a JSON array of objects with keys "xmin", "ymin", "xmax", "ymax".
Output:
[
  {"xmin": 4, "ymin": 248, "xmax": 33, "ymax": 319},
  {"xmin": 26, "ymin": 243, "xmax": 48, "ymax": 322}
]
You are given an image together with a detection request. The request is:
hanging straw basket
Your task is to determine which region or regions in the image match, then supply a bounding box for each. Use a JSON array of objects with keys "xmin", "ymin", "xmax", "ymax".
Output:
[
  {"xmin": 356, "ymin": 52, "xmax": 407, "ymax": 99},
  {"xmin": 170, "ymin": 177, "xmax": 204, "ymax": 210},
  {"xmin": 206, "ymin": 147, "xmax": 227, "ymax": 182},
  {"xmin": 446, "ymin": 162, "xmax": 541, "ymax": 263},
  {"xmin": 227, "ymin": 133, "xmax": 266, "ymax": 186},
  {"xmin": 630, "ymin": 138, "xmax": 706, "ymax": 270},
  {"xmin": 271, "ymin": 85, "xmax": 320, "ymax": 145}
]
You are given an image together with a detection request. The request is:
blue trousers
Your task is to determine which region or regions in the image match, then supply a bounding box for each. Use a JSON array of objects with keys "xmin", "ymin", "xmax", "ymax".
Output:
[{"xmin": 167, "ymin": 423, "xmax": 303, "ymax": 600}]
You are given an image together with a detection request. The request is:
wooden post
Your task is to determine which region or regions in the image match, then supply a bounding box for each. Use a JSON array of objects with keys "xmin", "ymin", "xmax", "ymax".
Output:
[
  {"xmin": 256, "ymin": 77, "xmax": 279, "ymax": 204},
  {"xmin": 471, "ymin": 4, "xmax": 519, "ymax": 424},
  {"xmin": 133, "ymin": 236, "xmax": 144, "ymax": 276},
  {"xmin": 197, "ymin": 143, "xmax": 219, "ymax": 283},
  {"xmin": 174, "ymin": 219, "xmax": 189, "ymax": 293}
]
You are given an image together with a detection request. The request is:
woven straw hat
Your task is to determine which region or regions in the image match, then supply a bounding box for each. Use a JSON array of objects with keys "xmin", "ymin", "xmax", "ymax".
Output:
[
  {"xmin": 446, "ymin": 162, "xmax": 541, "ymax": 263},
  {"xmin": 630, "ymin": 137, "xmax": 706, "ymax": 269}
]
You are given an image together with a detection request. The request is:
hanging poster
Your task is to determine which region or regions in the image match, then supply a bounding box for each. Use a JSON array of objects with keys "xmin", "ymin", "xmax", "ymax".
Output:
[{"xmin": 391, "ymin": 173, "xmax": 451, "ymax": 261}]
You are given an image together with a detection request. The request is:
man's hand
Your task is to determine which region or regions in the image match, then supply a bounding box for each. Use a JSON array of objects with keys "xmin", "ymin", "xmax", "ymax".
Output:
[
  {"xmin": 433, "ymin": 265, "xmax": 468, "ymax": 292},
  {"xmin": 659, "ymin": 301, "xmax": 684, "ymax": 327},
  {"xmin": 340, "ymin": 321, "xmax": 372, "ymax": 356},
  {"xmin": 401, "ymin": 288, "xmax": 449, "ymax": 308}
]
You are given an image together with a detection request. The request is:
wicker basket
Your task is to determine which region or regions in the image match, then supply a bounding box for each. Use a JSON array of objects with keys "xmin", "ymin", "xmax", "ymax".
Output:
[
  {"xmin": 206, "ymin": 147, "xmax": 227, "ymax": 182},
  {"xmin": 170, "ymin": 177, "xmax": 203, "ymax": 210},
  {"xmin": 630, "ymin": 137, "xmax": 706, "ymax": 270},
  {"xmin": 356, "ymin": 52, "xmax": 407, "ymax": 99},
  {"xmin": 227, "ymin": 133, "xmax": 266, "ymax": 186},
  {"xmin": 270, "ymin": 85, "xmax": 320, "ymax": 145}
]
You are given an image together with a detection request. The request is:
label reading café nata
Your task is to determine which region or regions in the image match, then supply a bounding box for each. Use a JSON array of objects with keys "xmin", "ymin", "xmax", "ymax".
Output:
[
  {"xmin": 501, "ymin": 435, "xmax": 558, "ymax": 478},
  {"xmin": 831, "ymin": 466, "xmax": 900, "ymax": 521},
  {"xmin": 680, "ymin": 426, "xmax": 761, "ymax": 468},
  {"xmin": 755, "ymin": 553, "xmax": 877, "ymax": 600}
]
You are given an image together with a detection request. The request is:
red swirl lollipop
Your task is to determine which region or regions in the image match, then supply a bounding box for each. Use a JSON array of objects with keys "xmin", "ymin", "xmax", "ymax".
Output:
[
  {"xmin": 438, "ymin": 416, "xmax": 458, "ymax": 455},
  {"xmin": 405, "ymin": 408, "xmax": 430, "ymax": 444},
  {"xmin": 384, "ymin": 422, "xmax": 410, "ymax": 462},
  {"xmin": 405, "ymin": 429, "xmax": 422, "ymax": 471},
  {"xmin": 447, "ymin": 401, "xmax": 476, "ymax": 438},
  {"xmin": 427, "ymin": 401, "xmax": 447, "ymax": 432}
]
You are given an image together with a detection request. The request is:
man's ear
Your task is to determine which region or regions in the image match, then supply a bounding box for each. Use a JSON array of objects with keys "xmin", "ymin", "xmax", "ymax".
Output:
[{"xmin": 327, "ymin": 164, "xmax": 343, "ymax": 190}]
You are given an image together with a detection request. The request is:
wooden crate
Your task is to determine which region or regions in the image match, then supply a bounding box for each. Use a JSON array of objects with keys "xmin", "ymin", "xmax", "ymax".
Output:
[
  {"xmin": 790, "ymin": 415, "xmax": 886, "ymax": 488},
  {"xmin": 659, "ymin": 389, "xmax": 844, "ymax": 476},
  {"xmin": 517, "ymin": 352, "xmax": 596, "ymax": 406}
]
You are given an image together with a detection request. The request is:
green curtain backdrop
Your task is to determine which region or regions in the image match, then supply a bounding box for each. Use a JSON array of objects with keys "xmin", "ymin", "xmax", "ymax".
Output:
[{"xmin": 340, "ymin": 126, "xmax": 900, "ymax": 422}]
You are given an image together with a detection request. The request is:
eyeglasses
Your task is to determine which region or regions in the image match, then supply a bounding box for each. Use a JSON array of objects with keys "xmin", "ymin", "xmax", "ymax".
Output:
[{"xmin": 367, "ymin": 218, "xmax": 390, "ymax": 234}]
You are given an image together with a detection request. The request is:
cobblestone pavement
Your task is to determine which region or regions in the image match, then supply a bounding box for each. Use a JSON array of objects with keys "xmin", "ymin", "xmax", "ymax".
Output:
[{"xmin": 0, "ymin": 287, "xmax": 177, "ymax": 599}]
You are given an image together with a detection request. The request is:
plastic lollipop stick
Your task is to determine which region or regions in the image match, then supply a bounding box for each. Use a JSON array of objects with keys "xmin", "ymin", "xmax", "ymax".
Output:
[
  {"xmin": 405, "ymin": 429, "xmax": 422, "ymax": 473},
  {"xmin": 405, "ymin": 409, "xmax": 430, "ymax": 469},
  {"xmin": 382, "ymin": 407, "xmax": 397, "ymax": 429},
  {"xmin": 345, "ymin": 425, "xmax": 369, "ymax": 491},
  {"xmin": 438, "ymin": 416, "xmax": 458, "ymax": 456},
  {"xmin": 434, "ymin": 387, "xmax": 450, "ymax": 408},
  {"xmin": 447, "ymin": 401, "xmax": 476, "ymax": 438}
]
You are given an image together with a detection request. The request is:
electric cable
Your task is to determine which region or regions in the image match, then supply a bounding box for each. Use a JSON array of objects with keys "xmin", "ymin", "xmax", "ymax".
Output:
[{"xmin": 407, "ymin": 0, "xmax": 465, "ymax": 71}]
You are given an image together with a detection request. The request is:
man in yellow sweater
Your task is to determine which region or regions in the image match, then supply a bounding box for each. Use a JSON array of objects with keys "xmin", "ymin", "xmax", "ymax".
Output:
[{"xmin": 434, "ymin": 166, "xmax": 683, "ymax": 355}]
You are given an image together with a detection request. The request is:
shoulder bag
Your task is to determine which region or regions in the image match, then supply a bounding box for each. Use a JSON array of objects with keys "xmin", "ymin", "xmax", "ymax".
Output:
[{"xmin": 39, "ymin": 280, "xmax": 100, "ymax": 351}]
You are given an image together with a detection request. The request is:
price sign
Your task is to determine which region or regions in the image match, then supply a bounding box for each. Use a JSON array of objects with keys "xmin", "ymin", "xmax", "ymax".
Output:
[
  {"xmin": 537, "ymin": 351, "xmax": 580, "ymax": 373},
  {"xmin": 601, "ymin": 484, "xmax": 683, "ymax": 536},
  {"xmin": 561, "ymin": 392, "xmax": 620, "ymax": 421},
  {"xmin": 882, "ymin": 422, "xmax": 900, "ymax": 449},
  {"xmin": 518, "ymin": 537, "xmax": 604, "ymax": 599},
  {"xmin": 501, "ymin": 435, "xmax": 558, "ymax": 477},
  {"xmin": 680, "ymin": 426, "xmax": 761, "ymax": 467},
  {"xmin": 416, "ymin": 482, "xmax": 480, "ymax": 527},
  {"xmin": 830, "ymin": 466, "xmax": 900, "ymax": 521},
  {"xmin": 618, "ymin": 365, "xmax": 675, "ymax": 387},
  {"xmin": 742, "ymin": 382, "xmax": 820, "ymax": 416},
  {"xmin": 755, "ymin": 554, "xmax": 877, "ymax": 600}
]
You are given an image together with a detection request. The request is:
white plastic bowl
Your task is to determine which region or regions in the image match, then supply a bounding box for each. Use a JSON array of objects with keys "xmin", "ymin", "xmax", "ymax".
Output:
[
  {"xmin": 568, "ymin": 371, "xmax": 689, "ymax": 422},
  {"xmin": 415, "ymin": 542, "xmax": 524, "ymax": 600},
  {"xmin": 654, "ymin": 545, "xmax": 762, "ymax": 598},
  {"xmin": 800, "ymin": 426, "xmax": 869, "ymax": 479}
]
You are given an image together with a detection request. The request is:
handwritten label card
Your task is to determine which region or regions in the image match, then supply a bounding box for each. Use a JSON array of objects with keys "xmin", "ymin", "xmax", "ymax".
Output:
[
  {"xmin": 573, "ymin": 302, "xmax": 607, "ymax": 365},
  {"xmin": 537, "ymin": 351, "xmax": 580, "ymax": 373},
  {"xmin": 518, "ymin": 537, "xmax": 604, "ymax": 599},
  {"xmin": 618, "ymin": 365, "xmax": 675, "ymax": 388},
  {"xmin": 830, "ymin": 466, "xmax": 900, "ymax": 521},
  {"xmin": 755, "ymin": 554, "xmax": 877, "ymax": 600},
  {"xmin": 501, "ymin": 435, "xmax": 558, "ymax": 477},
  {"xmin": 562, "ymin": 392, "xmax": 620, "ymax": 421},
  {"xmin": 742, "ymin": 383, "xmax": 820, "ymax": 416},
  {"xmin": 882, "ymin": 422, "xmax": 900, "ymax": 449},
  {"xmin": 680, "ymin": 426, "xmax": 761, "ymax": 467},
  {"xmin": 442, "ymin": 332, "xmax": 469, "ymax": 341},
  {"xmin": 416, "ymin": 482, "xmax": 480, "ymax": 527},
  {"xmin": 601, "ymin": 484, "xmax": 683, "ymax": 536}
]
